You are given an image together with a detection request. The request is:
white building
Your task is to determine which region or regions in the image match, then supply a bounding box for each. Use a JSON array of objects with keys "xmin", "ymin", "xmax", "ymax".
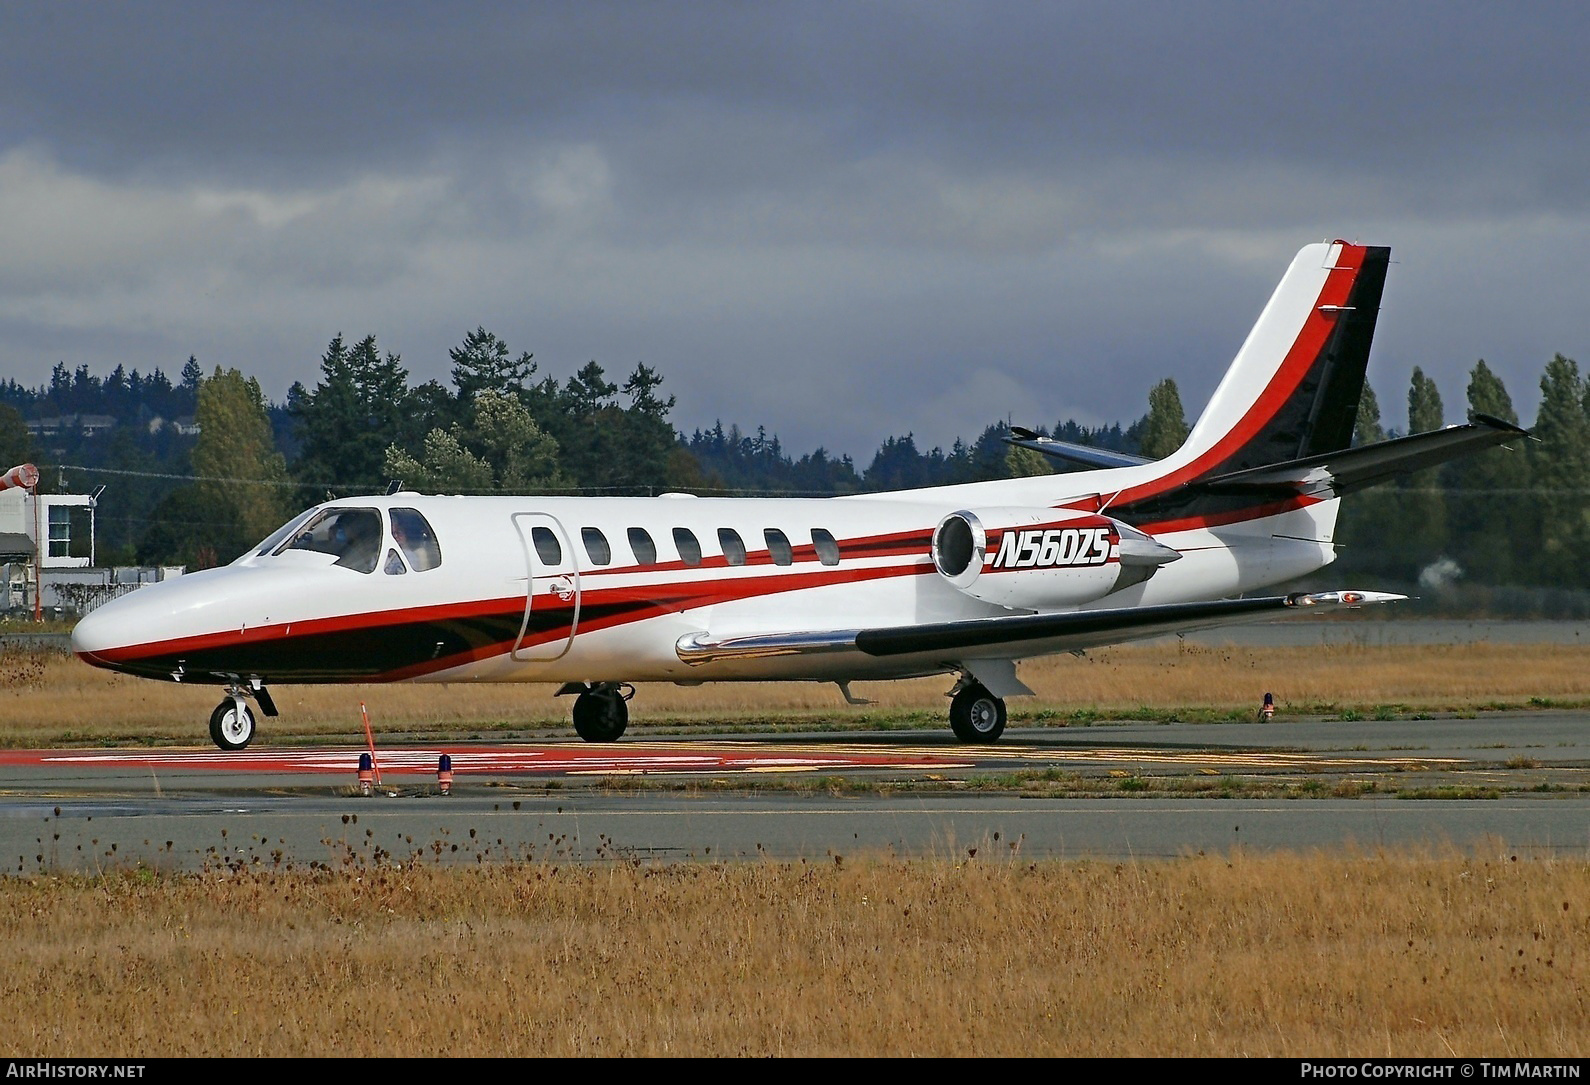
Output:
[{"xmin": 0, "ymin": 484, "xmax": 182, "ymax": 617}]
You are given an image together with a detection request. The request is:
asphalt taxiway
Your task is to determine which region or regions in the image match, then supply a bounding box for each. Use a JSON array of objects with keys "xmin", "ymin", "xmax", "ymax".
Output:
[{"xmin": 2, "ymin": 710, "xmax": 1588, "ymax": 872}]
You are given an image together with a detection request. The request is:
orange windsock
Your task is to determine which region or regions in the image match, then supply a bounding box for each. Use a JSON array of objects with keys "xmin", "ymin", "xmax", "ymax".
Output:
[{"xmin": 0, "ymin": 464, "xmax": 38, "ymax": 492}]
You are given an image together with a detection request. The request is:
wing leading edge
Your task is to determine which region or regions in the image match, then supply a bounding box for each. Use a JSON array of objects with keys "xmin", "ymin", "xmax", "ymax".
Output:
[{"xmin": 675, "ymin": 590, "xmax": 1405, "ymax": 668}]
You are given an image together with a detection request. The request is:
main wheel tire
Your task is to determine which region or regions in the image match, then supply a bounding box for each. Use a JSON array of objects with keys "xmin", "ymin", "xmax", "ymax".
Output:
[
  {"xmin": 949, "ymin": 684, "xmax": 1006, "ymax": 744},
  {"xmin": 209, "ymin": 699, "xmax": 256, "ymax": 751},
  {"xmin": 571, "ymin": 689, "xmax": 629, "ymax": 742}
]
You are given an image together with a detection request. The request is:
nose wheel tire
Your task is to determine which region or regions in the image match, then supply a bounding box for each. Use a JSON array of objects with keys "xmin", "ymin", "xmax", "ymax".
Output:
[
  {"xmin": 572, "ymin": 686, "xmax": 629, "ymax": 743},
  {"xmin": 949, "ymin": 683, "xmax": 1006, "ymax": 744},
  {"xmin": 209, "ymin": 699, "xmax": 257, "ymax": 751}
]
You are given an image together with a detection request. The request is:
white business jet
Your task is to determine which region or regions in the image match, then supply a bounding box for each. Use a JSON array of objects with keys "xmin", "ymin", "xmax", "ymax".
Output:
[{"xmin": 71, "ymin": 241, "xmax": 1525, "ymax": 750}]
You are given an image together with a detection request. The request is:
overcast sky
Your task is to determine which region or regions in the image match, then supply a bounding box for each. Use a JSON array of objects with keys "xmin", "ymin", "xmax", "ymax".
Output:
[{"xmin": 1, "ymin": 2, "xmax": 1586, "ymax": 460}]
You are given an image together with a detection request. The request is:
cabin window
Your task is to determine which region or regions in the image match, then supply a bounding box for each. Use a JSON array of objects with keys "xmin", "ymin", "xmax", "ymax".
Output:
[
  {"xmin": 531, "ymin": 526, "xmax": 563, "ymax": 566},
  {"xmin": 280, "ymin": 507, "xmax": 382, "ymax": 574},
  {"xmin": 582, "ymin": 527, "xmax": 612, "ymax": 566},
  {"xmin": 383, "ymin": 549, "xmax": 407, "ymax": 575},
  {"xmin": 628, "ymin": 527, "xmax": 657, "ymax": 565},
  {"xmin": 390, "ymin": 508, "xmax": 442, "ymax": 571},
  {"xmin": 673, "ymin": 527, "xmax": 702, "ymax": 566},
  {"xmin": 764, "ymin": 528, "xmax": 793, "ymax": 566},
  {"xmin": 718, "ymin": 528, "xmax": 747, "ymax": 566},
  {"xmin": 811, "ymin": 528, "xmax": 841, "ymax": 566}
]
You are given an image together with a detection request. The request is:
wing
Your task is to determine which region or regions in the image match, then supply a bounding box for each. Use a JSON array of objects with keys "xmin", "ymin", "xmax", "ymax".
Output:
[{"xmin": 675, "ymin": 590, "xmax": 1404, "ymax": 667}]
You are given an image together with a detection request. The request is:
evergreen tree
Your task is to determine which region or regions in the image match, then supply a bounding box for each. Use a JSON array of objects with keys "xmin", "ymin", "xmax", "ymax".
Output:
[
  {"xmin": 1138, "ymin": 379, "xmax": 1189, "ymax": 459},
  {"xmin": 190, "ymin": 367, "xmax": 291, "ymax": 557},
  {"xmin": 291, "ymin": 334, "xmax": 414, "ymax": 496},
  {"xmin": 1407, "ymin": 367, "xmax": 1445, "ymax": 433},
  {"xmin": 384, "ymin": 390, "xmax": 563, "ymax": 494},
  {"xmin": 449, "ymin": 327, "xmax": 536, "ymax": 403},
  {"xmin": 864, "ymin": 434, "xmax": 930, "ymax": 491},
  {"xmin": 1354, "ymin": 379, "xmax": 1387, "ymax": 445},
  {"xmin": 1005, "ymin": 444, "xmax": 1053, "ymax": 477},
  {"xmin": 1529, "ymin": 354, "xmax": 1590, "ymax": 587},
  {"xmin": 1399, "ymin": 367, "xmax": 1448, "ymax": 574},
  {"xmin": 1446, "ymin": 360, "xmax": 1531, "ymax": 585},
  {"xmin": 178, "ymin": 355, "xmax": 204, "ymax": 413}
]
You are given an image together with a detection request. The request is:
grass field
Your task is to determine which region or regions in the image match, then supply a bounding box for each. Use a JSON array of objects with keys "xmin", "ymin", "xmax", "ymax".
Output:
[
  {"xmin": 4, "ymin": 635, "xmax": 1590, "ymax": 747},
  {"xmin": 1, "ymin": 849, "xmax": 1584, "ymax": 1057},
  {"xmin": 5, "ymin": 633, "xmax": 1589, "ymax": 1056}
]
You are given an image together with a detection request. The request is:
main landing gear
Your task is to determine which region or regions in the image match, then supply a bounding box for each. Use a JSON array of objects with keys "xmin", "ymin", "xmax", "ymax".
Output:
[
  {"xmin": 948, "ymin": 680, "xmax": 1006, "ymax": 744},
  {"xmin": 568, "ymin": 681, "xmax": 634, "ymax": 743},
  {"xmin": 207, "ymin": 681, "xmax": 278, "ymax": 751}
]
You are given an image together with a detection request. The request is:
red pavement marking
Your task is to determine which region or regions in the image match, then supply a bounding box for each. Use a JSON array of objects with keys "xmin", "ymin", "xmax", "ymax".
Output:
[{"xmin": 0, "ymin": 743, "xmax": 972, "ymax": 778}]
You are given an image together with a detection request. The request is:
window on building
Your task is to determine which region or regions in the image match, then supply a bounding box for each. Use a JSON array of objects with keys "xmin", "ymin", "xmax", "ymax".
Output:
[{"xmin": 47, "ymin": 506, "xmax": 70, "ymax": 559}]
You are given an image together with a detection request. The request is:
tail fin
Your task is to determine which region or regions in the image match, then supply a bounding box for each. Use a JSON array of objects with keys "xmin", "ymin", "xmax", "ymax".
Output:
[
  {"xmin": 1103, "ymin": 241, "xmax": 1389, "ymax": 532},
  {"xmin": 1180, "ymin": 240, "xmax": 1390, "ymax": 473}
]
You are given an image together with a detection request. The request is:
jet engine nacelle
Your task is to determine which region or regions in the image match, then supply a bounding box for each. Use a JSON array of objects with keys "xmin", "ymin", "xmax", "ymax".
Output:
[{"xmin": 931, "ymin": 506, "xmax": 1181, "ymax": 609}]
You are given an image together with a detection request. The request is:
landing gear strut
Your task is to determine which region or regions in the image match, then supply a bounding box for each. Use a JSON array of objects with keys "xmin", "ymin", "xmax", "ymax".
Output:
[
  {"xmin": 949, "ymin": 681, "xmax": 1006, "ymax": 744},
  {"xmin": 571, "ymin": 682, "xmax": 634, "ymax": 743}
]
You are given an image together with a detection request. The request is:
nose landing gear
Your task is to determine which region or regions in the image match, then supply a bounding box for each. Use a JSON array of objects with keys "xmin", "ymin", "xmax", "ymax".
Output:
[
  {"xmin": 207, "ymin": 680, "xmax": 277, "ymax": 751},
  {"xmin": 209, "ymin": 697, "xmax": 256, "ymax": 751}
]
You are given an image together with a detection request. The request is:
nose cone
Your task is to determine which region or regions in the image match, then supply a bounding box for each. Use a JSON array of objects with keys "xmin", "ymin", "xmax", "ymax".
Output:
[{"xmin": 71, "ymin": 595, "xmax": 133, "ymax": 668}]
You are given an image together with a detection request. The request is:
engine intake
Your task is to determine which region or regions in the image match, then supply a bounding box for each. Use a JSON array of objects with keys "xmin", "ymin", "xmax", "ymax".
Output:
[{"xmin": 931, "ymin": 507, "xmax": 1180, "ymax": 608}]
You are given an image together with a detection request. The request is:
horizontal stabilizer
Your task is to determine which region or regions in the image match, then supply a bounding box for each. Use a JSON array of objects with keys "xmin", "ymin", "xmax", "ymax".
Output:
[
  {"xmin": 1193, "ymin": 414, "xmax": 1529, "ymax": 498},
  {"xmin": 677, "ymin": 590, "xmax": 1404, "ymax": 666},
  {"xmin": 1004, "ymin": 428, "xmax": 1151, "ymax": 470}
]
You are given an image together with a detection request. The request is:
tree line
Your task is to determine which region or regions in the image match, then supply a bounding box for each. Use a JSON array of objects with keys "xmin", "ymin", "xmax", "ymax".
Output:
[{"xmin": 3, "ymin": 333, "xmax": 1588, "ymax": 602}]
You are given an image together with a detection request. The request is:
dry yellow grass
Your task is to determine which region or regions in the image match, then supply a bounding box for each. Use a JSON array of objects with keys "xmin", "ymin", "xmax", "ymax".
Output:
[
  {"xmin": 2, "ymin": 637, "xmax": 1588, "ymax": 745},
  {"xmin": 0, "ymin": 850, "xmax": 1584, "ymax": 1057}
]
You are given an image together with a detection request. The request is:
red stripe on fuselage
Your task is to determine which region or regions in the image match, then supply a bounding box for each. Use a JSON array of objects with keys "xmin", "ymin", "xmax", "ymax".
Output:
[{"xmin": 85, "ymin": 555, "xmax": 941, "ymax": 678}]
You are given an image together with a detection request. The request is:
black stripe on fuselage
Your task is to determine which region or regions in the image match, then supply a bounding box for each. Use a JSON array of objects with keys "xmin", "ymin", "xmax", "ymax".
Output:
[{"xmin": 108, "ymin": 599, "xmax": 650, "ymax": 683}]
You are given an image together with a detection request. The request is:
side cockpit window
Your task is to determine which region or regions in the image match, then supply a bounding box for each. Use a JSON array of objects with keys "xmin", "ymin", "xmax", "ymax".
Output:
[
  {"xmin": 280, "ymin": 507, "xmax": 383, "ymax": 573},
  {"xmin": 391, "ymin": 508, "xmax": 442, "ymax": 571}
]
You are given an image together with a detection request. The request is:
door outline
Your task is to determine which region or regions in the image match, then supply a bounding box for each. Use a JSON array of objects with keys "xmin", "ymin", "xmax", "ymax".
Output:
[{"xmin": 512, "ymin": 513, "xmax": 580, "ymax": 662}]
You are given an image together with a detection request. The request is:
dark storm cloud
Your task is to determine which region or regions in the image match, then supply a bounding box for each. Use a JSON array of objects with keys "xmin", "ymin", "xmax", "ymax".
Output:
[{"xmin": 0, "ymin": 2, "xmax": 1586, "ymax": 456}]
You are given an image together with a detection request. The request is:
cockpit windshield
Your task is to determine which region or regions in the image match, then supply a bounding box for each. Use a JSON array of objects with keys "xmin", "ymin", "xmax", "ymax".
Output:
[
  {"xmin": 247, "ymin": 509, "xmax": 317, "ymax": 560},
  {"xmin": 277, "ymin": 507, "xmax": 383, "ymax": 573}
]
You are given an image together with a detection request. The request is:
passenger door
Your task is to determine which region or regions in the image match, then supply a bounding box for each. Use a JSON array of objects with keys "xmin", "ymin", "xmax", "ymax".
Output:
[{"xmin": 512, "ymin": 513, "xmax": 580, "ymax": 662}]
